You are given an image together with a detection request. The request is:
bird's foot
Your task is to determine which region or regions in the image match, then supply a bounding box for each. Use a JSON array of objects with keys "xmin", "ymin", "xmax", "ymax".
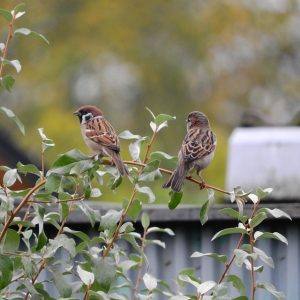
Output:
[{"xmin": 199, "ymin": 180, "xmax": 206, "ymax": 190}]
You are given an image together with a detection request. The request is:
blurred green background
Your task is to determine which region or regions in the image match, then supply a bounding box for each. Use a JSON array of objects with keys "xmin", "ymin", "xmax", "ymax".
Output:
[{"xmin": 0, "ymin": 0, "xmax": 299, "ymax": 204}]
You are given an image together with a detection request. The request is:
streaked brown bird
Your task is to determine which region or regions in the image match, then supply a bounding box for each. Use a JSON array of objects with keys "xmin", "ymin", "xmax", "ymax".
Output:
[
  {"xmin": 74, "ymin": 105, "xmax": 128, "ymax": 176},
  {"xmin": 163, "ymin": 111, "xmax": 216, "ymax": 192}
]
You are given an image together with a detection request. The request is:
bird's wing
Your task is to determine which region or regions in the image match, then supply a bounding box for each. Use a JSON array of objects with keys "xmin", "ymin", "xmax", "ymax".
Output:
[
  {"xmin": 181, "ymin": 127, "xmax": 216, "ymax": 163},
  {"xmin": 85, "ymin": 116, "xmax": 120, "ymax": 152}
]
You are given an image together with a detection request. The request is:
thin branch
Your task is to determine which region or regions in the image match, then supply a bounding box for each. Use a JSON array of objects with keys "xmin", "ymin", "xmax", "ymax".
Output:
[
  {"xmin": 133, "ymin": 230, "xmax": 147, "ymax": 299},
  {"xmin": 103, "ymin": 130, "xmax": 158, "ymax": 258},
  {"xmin": 218, "ymin": 234, "xmax": 244, "ymax": 284},
  {"xmin": 83, "ymin": 284, "xmax": 91, "ymax": 300},
  {"xmin": 102, "ymin": 159, "xmax": 231, "ymax": 196},
  {"xmin": 0, "ymin": 14, "xmax": 15, "ymax": 78},
  {"xmin": 249, "ymin": 230, "xmax": 256, "ymax": 300},
  {"xmin": 0, "ymin": 179, "xmax": 46, "ymax": 243},
  {"xmin": 27, "ymin": 195, "xmax": 85, "ymax": 204}
]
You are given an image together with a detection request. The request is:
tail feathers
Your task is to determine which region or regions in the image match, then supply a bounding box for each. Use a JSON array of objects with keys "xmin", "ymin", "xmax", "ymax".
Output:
[
  {"xmin": 163, "ymin": 162, "xmax": 188, "ymax": 192},
  {"xmin": 110, "ymin": 152, "xmax": 129, "ymax": 176}
]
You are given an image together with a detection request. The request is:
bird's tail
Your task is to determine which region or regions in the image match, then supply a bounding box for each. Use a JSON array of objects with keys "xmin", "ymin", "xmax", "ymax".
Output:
[
  {"xmin": 162, "ymin": 161, "xmax": 188, "ymax": 192},
  {"xmin": 110, "ymin": 151, "xmax": 129, "ymax": 176}
]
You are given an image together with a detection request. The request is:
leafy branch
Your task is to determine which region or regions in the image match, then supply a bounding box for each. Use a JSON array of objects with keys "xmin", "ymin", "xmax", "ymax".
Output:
[{"xmin": 102, "ymin": 127, "xmax": 159, "ymax": 258}]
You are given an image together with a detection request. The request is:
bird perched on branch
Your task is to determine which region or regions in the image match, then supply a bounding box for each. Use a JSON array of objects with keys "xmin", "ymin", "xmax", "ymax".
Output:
[
  {"xmin": 74, "ymin": 105, "xmax": 128, "ymax": 176},
  {"xmin": 163, "ymin": 111, "xmax": 216, "ymax": 192}
]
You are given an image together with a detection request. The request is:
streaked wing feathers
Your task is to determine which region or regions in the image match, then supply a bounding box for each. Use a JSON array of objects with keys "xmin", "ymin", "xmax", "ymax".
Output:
[
  {"xmin": 181, "ymin": 128, "xmax": 216, "ymax": 162},
  {"xmin": 85, "ymin": 116, "xmax": 120, "ymax": 152}
]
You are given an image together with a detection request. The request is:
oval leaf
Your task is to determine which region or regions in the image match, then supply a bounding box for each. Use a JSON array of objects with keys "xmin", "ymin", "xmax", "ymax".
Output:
[{"xmin": 211, "ymin": 227, "xmax": 247, "ymax": 241}]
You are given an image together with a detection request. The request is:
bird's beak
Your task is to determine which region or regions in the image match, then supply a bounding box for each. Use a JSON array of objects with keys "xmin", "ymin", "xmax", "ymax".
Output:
[{"xmin": 73, "ymin": 111, "xmax": 80, "ymax": 116}]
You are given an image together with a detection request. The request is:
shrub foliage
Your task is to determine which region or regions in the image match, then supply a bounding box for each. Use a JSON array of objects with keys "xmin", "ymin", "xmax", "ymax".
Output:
[{"xmin": 0, "ymin": 4, "xmax": 290, "ymax": 300}]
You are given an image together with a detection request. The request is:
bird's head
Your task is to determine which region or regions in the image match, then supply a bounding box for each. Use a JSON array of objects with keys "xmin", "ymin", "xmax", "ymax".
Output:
[
  {"xmin": 73, "ymin": 105, "xmax": 103, "ymax": 123},
  {"xmin": 186, "ymin": 111, "xmax": 209, "ymax": 130}
]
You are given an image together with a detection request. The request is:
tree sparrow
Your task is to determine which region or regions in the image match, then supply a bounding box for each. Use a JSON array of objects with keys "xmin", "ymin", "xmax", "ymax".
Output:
[
  {"xmin": 74, "ymin": 105, "xmax": 128, "ymax": 176},
  {"xmin": 163, "ymin": 111, "xmax": 216, "ymax": 192}
]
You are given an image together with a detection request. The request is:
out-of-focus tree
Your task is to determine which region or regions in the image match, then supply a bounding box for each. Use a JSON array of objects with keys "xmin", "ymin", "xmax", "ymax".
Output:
[{"xmin": 0, "ymin": 0, "xmax": 299, "ymax": 201}]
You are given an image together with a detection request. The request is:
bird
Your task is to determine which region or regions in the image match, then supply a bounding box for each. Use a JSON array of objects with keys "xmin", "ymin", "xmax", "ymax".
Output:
[
  {"xmin": 163, "ymin": 111, "xmax": 216, "ymax": 192},
  {"xmin": 73, "ymin": 105, "xmax": 129, "ymax": 176}
]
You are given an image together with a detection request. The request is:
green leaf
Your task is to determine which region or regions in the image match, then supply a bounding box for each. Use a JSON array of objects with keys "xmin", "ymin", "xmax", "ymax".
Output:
[
  {"xmin": 53, "ymin": 272, "xmax": 72, "ymax": 298},
  {"xmin": 191, "ymin": 252, "xmax": 227, "ymax": 263},
  {"xmin": 197, "ymin": 281, "xmax": 217, "ymax": 295},
  {"xmin": 128, "ymin": 138, "xmax": 146, "ymax": 161},
  {"xmin": 63, "ymin": 227, "xmax": 90, "ymax": 243},
  {"xmin": 14, "ymin": 28, "xmax": 49, "ymax": 44},
  {"xmin": 1, "ymin": 75, "xmax": 15, "ymax": 91},
  {"xmin": 38, "ymin": 128, "xmax": 55, "ymax": 151},
  {"xmin": 258, "ymin": 208, "xmax": 291, "ymax": 220},
  {"xmin": 77, "ymin": 202, "xmax": 101, "ymax": 227},
  {"xmin": 257, "ymin": 282, "xmax": 285, "ymax": 300},
  {"xmin": 14, "ymin": 3, "xmax": 26, "ymax": 13},
  {"xmin": 3, "ymin": 168, "xmax": 21, "ymax": 187},
  {"xmin": 199, "ymin": 199, "xmax": 209, "ymax": 225},
  {"xmin": 118, "ymin": 130, "xmax": 141, "ymax": 140},
  {"xmin": 225, "ymin": 274, "xmax": 246, "ymax": 296},
  {"xmin": 234, "ymin": 249, "xmax": 257, "ymax": 267},
  {"xmin": 249, "ymin": 212, "xmax": 267, "ymax": 228},
  {"xmin": 219, "ymin": 208, "xmax": 241, "ymax": 219},
  {"xmin": 119, "ymin": 260, "xmax": 138, "ymax": 275},
  {"xmin": 3, "ymin": 59, "xmax": 21, "ymax": 73},
  {"xmin": 52, "ymin": 149, "xmax": 90, "ymax": 167},
  {"xmin": 0, "ymin": 106, "xmax": 25, "ymax": 135},
  {"xmin": 100, "ymin": 209, "xmax": 122, "ymax": 229},
  {"xmin": 155, "ymin": 113, "xmax": 176, "ymax": 125},
  {"xmin": 93, "ymin": 258, "xmax": 116, "ymax": 292},
  {"xmin": 108, "ymin": 175, "xmax": 121, "ymax": 190},
  {"xmin": 256, "ymin": 187, "xmax": 273, "ymax": 199},
  {"xmin": 141, "ymin": 212, "xmax": 150, "ymax": 230},
  {"xmin": 168, "ymin": 191, "xmax": 183, "ymax": 209},
  {"xmin": 0, "ymin": 255, "xmax": 13, "ymax": 290},
  {"xmin": 17, "ymin": 162, "xmax": 40, "ymax": 176},
  {"xmin": 0, "ymin": 8, "xmax": 12, "ymax": 21},
  {"xmin": 45, "ymin": 234, "xmax": 76, "ymax": 258},
  {"xmin": 45, "ymin": 173, "xmax": 62, "ymax": 193},
  {"xmin": 77, "ymin": 265, "xmax": 95, "ymax": 285},
  {"xmin": 136, "ymin": 185, "xmax": 155, "ymax": 203},
  {"xmin": 119, "ymin": 221, "xmax": 134, "ymax": 234},
  {"xmin": 150, "ymin": 151, "xmax": 177, "ymax": 164},
  {"xmin": 253, "ymin": 246, "xmax": 274, "ymax": 268},
  {"xmin": 254, "ymin": 231, "xmax": 288, "ymax": 245},
  {"xmin": 143, "ymin": 273, "xmax": 157, "ymax": 291},
  {"xmin": 199, "ymin": 189, "xmax": 214, "ymax": 225},
  {"xmin": 70, "ymin": 160, "xmax": 94, "ymax": 175},
  {"xmin": 211, "ymin": 227, "xmax": 247, "ymax": 241},
  {"xmin": 36, "ymin": 230, "xmax": 47, "ymax": 251},
  {"xmin": 59, "ymin": 202, "xmax": 69, "ymax": 222},
  {"xmin": 3, "ymin": 229, "xmax": 20, "ymax": 252},
  {"xmin": 124, "ymin": 199, "xmax": 142, "ymax": 221},
  {"xmin": 147, "ymin": 226, "xmax": 175, "ymax": 236}
]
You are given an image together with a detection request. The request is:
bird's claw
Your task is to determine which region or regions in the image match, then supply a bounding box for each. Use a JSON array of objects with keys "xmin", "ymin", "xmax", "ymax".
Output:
[{"xmin": 199, "ymin": 180, "xmax": 206, "ymax": 190}]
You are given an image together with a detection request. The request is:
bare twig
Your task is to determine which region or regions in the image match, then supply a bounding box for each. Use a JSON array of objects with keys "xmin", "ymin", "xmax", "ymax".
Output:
[
  {"xmin": 102, "ymin": 160, "xmax": 231, "ymax": 195},
  {"xmin": 133, "ymin": 230, "xmax": 147, "ymax": 299},
  {"xmin": 0, "ymin": 179, "xmax": 46, "ymax": 243},
  {"xmin": 218, "ymin": 234, "xmax": 244, "ymax": 284},
  {"xmin": 249, "ymin": 230, "xmax": 256, "ymax": 300},
  {"xmin": 83, "ymin": 284, "xmax": 91, "ymax": 300},
  {"xmin": 0, "ymin": 14, "xmax": 15, "ymax": 77},
  {"xmin": 27, "ymin": 195, "xmax": 85, "ymax": 204}
]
